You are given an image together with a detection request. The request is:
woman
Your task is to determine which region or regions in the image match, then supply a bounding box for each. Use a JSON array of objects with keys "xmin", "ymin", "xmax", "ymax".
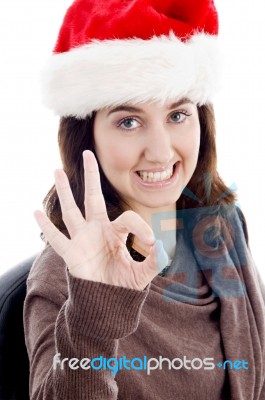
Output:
[{"xmin": 23, "ymin": 0, "xmax": 265, "ymax": 399}]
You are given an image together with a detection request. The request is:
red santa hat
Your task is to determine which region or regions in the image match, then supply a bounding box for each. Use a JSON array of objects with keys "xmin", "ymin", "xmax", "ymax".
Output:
[{"xmin": 41, "ymin": 0, "xmax": 220, "ymax": 119}]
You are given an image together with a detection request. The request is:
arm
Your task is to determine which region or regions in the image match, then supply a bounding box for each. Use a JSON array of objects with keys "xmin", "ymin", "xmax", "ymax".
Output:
[
  {"xmin": 24, "ymin": 247, "xmax": 150, "ymax": 399},
  {"xmin": 27, "ymin": 151, "xmax": 167, "ymax": 399},
  {"xmin": 236, "ymin": 205, "xmax": 265, "ymax": 303}
]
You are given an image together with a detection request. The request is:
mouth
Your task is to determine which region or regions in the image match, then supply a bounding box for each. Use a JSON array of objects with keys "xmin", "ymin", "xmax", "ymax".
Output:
[{"xmin": 136, "ymin": 163, "xmax": 177, "ymax": 183}]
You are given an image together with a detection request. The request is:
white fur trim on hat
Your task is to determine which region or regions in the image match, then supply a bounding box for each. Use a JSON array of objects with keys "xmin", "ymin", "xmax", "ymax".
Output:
[{"xmin": 41, "ymin": 32, "xmax": 221, "ymax": 119}]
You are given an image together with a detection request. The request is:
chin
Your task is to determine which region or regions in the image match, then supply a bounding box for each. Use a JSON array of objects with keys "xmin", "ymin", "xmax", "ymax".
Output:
[{"xmin": 137, "ymin": 196, "xmax": 179, "ymax": 210}]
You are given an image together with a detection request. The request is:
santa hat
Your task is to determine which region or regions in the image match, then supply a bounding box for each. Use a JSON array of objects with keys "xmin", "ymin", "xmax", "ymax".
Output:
[{"xmin": 41, "ymin": 0, "xmax": 220, "ymax": 119}]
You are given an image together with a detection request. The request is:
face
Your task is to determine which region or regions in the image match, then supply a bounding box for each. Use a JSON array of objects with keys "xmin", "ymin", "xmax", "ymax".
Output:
[{"xmin": 93, "ymin": 99, "xmax": 201, "ymax": 221}]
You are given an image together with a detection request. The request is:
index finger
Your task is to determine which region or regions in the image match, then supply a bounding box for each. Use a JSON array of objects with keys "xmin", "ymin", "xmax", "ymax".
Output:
[{"xmin": 83, "ymin": 150, "xmax": 108, "ymax": 222}]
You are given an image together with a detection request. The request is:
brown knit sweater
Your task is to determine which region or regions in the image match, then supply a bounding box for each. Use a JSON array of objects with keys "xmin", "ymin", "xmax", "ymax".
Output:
[
  {"xmin": 24, "ymin": 246, "xmax": 230, "ymax": 399},
  {"xmin": 23, "ymin": 205, "xmax": 265, "ymax": 399}
]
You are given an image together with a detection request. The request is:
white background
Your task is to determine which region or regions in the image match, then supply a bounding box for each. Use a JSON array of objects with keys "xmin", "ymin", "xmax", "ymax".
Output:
[{"xmin": 0, "ymin": 0, "xmax": 264, "ymax": 279}]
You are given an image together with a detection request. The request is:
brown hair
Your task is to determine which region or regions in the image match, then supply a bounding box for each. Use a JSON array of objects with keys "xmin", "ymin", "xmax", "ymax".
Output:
[{"xmin": 43, "ymin": 104, "xmax": 239, "ymax": 248}]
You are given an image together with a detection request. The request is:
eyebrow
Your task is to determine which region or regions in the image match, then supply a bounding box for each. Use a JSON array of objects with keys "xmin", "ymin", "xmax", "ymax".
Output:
[{"xmin": 106, "ymin": 98, "xmax": 193, "ymax": 116}]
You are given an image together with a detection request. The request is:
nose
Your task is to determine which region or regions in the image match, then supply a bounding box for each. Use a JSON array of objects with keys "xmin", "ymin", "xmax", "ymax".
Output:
[{"xmin": 144, "ymin": 125, "xmax": 175, "ymax": 165}]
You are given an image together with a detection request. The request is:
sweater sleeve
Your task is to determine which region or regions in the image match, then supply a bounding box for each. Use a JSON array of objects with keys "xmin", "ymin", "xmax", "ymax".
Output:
[{"xmin": 23, "ymin": 247, "xmax": 150, "ymax": 399}]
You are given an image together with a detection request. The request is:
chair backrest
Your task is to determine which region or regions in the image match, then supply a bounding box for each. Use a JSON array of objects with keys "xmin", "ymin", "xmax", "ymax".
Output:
[{"xmin": 0, "ymin": 256, "xmax": 36, "ymax": 400}]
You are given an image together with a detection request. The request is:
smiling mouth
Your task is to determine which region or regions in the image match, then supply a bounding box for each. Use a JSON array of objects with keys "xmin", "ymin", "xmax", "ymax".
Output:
[{"xmin": 136, "ymin": 163, "xmax": 177, "ymax": 183}]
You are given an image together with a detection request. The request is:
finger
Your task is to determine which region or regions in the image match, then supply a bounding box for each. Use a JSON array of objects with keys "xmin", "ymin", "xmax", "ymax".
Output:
[
  {"xmin": 34, "ymin": 210, "xmax": 70, "ymax": 256},
  {"xmin": 142, "ymin": 240, "xmax": 169, "ymax": 276},
  {"xmin": 54, "ymin": 169, "xmax": 86, "ymax": 237},
  {"xmin": 83, "ymin": 150, "xmax": 108, "ymax": 222},
  {"xmin": 112, "ymin": 210, "xmax": 155, "ymax": 245}
]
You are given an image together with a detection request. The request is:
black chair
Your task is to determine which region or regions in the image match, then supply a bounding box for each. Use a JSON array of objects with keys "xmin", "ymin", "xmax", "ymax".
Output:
[{"xmin": 0, "ymin": 255, "xmax": 36, "ymax": 400}]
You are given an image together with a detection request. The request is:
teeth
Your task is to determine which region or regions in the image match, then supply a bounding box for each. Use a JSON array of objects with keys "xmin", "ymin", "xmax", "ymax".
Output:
[
  {"xmin": 138, "ymin": 166, "xmax": 174, "ymax": 182},
  {"xmin": 153, "ymin": 172, "xmax": 160, "ymax": 181},
  {"xmin": 161, "ymin": 171, "xmax": 167, "ymax": 180}
]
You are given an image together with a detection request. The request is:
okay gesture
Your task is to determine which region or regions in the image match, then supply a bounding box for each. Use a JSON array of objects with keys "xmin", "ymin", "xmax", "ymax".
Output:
[{"xmin": 34, "ymin": 150, "xmax": 168, "ymax": 291}]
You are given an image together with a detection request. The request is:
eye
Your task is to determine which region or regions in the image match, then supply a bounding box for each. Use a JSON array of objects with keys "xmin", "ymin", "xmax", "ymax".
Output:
[
  {"xmin": 118, "ymin": 117, "xmax": 140, "ymax": 130},
  {"xmin": 169, "ymin": 111, "xmax": 191, "ymax": 123}
]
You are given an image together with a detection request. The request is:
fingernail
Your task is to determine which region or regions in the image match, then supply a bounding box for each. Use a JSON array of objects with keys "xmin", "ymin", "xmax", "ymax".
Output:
[{"xmin": 154, "ymin": 240, "xmax": 169, "ymax": 273}]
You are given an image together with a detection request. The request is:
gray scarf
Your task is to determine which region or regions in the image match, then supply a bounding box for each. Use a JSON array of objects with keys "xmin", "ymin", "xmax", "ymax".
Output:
[{"xmin": 170, "ymin": 204, "xmax": 265, "ymax": 399}]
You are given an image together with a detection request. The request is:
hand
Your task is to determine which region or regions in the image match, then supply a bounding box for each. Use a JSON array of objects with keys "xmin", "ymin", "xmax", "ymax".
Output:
[{"xmin": 34, "ymin": 150, "xmax": 168, "ymax": 291}]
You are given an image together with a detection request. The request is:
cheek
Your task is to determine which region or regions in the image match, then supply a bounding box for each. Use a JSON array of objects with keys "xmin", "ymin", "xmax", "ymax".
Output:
[
  {"xmin": 95, "ymin": 135, "xmax": 136, "ymax": 175},
  {"xmin": 175, "ymin": 128, "xmax": 200, "ymax": 161},
  {"xmin": 189, "ymin": 133, "xmax": 200, "ymax": 158}
]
